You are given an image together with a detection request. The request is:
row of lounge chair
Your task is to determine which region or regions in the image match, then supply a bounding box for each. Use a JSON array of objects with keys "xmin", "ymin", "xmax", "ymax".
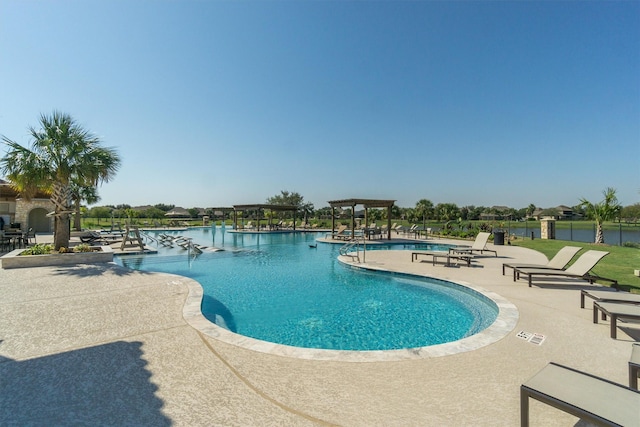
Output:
[
  {"xmin": 411, "ymin": 232, "xmax": 497, "ymax": 267},
  {"xmin": 409, "ymin": 233, "xmax": 638, "ymax": 424},
  {"xmin": 518, "ymin": 243, "xmax": 640, "ymax": 424},
  {"xmin": 503, "ymin": 246, "xmax": 618, "ymax": 288}
]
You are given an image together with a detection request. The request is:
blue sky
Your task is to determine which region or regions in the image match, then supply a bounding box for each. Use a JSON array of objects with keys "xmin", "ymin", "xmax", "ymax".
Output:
[{"xmin": 1, "ymin": 1, "xmax": 638, "ymax": 210}]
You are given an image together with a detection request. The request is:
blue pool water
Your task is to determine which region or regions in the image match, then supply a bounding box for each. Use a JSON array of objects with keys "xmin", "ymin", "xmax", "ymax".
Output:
[{"xmin": 116, "ymin": 227, "xmax": 498, "ymax": 351}]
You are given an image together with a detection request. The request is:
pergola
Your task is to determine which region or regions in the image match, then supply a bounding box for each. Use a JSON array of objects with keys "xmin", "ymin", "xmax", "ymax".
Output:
[
  {"xmin": 208, "ymin": 207, "xmax": 234, "ymax": 223},
  {"xmin": 232, "ymin": 204, "xmax": 299, "ymax": 230},
  {"xmin": 327, "ymin": 198, "xmax": 396, "ymax": 240}
]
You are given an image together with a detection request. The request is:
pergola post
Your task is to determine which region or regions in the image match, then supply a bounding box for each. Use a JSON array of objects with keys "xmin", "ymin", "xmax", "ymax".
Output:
[
  {"xmin": 331, "ymin": 207, "xmax": 336, "ymax": 234},
  {"xmin": 387, "ymin": 206, "xmax": 392, "ymax": 240}
]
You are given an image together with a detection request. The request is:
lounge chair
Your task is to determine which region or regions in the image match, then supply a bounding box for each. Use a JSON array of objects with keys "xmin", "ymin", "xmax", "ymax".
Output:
[
  {"xmin": 411, "ymin": 251, "xmax": 475, "ymax": 267},
  {"xmin": 514, "ymin": 250, "xmax": 616, "ymax": 287},
  {"xmin": 593, "ymin": 301, "xmax": 640, "ymax": 339},
  {"xmin": 80, "ymin": 231, "xmax": 108, "ymax": 245},
  {"xmin": 502, "ymin": 246, "xmax": 582, "ymax": 279},
  {"xmin": 329, "ymin": 225, "xmax": 349, "ymax": 240},
  {"xmin": 449, "ymin": 232, "xmax": 497, "ymax": 257},
  {"xmin": 580, "ymin": 289, "xmax": 640, "ymax": 309},
  {"xmin": 630, "ymin": 343, "xmax": 640, "ymax": 389},
  {"xmin": 520, "ymin": 362, "xmax": 640, "ymax": 427}
]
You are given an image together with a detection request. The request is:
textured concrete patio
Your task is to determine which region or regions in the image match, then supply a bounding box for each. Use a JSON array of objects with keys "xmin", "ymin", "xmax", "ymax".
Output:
[{"xmin": 1, "ymin": 236, "xmax": 636, "ymax": 426}]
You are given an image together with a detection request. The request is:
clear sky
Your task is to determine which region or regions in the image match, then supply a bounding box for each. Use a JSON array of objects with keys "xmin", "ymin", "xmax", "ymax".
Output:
[{"xmin": 1, "ymin": 0, "xmax": 638, "ymax": 211}]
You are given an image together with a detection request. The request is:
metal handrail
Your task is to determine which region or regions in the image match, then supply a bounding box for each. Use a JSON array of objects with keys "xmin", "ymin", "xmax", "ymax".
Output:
[{"xmin": 339, "ymin": 237, "xmax": 366, "ymax": 262}]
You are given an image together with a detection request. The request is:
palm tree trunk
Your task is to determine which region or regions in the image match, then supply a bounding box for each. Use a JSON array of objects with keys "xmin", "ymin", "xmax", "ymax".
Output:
[
  {"xmin": 595, "ymin": 222, "xmax": 604, "ymax": 244},
  {"xmin": 73, "ymin": 198, "xmax": 82, "ymax": 231},
  {"xmin": 51, "ymin": 181, "xmax": 73, "ymax": 250}
]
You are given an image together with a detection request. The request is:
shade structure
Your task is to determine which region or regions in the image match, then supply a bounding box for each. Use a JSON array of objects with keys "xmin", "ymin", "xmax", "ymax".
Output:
[{"xmin": 164, "ymin": 207, "xmax": 190, "ymax": 218}]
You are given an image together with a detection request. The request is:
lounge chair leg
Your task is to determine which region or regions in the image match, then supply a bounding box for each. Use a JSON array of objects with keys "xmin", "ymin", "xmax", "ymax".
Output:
[
  {"xmin": 611, "ymin": 315, "xmax": 617, "ymax": 339},
  {"xmin": 520, "ymin": 388, "xmax": 530, "ymax": 427}
]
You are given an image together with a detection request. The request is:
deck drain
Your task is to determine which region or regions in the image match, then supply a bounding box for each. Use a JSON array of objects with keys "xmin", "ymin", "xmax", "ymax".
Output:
[{"xmin": 516, "ymin": 331, "xmax": 546, "ymax": 345}]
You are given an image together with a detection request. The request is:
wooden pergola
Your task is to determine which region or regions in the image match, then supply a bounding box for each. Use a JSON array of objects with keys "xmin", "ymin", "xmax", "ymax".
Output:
[
  {"xmin": 232, "ymin": 204, "xmax": 299, "ymax": 230},
  {"xmin": 328, "ymin": 198, "xmax": 396, "ymax": 240}
]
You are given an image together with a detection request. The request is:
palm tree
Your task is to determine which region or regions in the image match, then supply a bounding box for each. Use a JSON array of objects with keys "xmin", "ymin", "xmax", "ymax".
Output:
[
  {"xmin": 579, "ymin": 187, "xmax": 621, "ymax": 244},
  {"xmin": 71, "ymin": 182, "xmax": 100, "ymax": 231},
  {"xmin": 1, "ymin": 111, "xmax": 121, "ymax": 250}
]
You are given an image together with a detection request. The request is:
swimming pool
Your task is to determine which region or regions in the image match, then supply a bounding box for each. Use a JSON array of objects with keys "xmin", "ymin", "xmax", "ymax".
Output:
[{"xmin": 117, "ymin": 227, "xmax": 499, "ymax": 352}]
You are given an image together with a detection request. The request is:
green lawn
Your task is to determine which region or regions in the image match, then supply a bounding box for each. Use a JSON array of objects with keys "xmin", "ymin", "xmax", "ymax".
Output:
[{"xmin": 511, "ymin": 239, "xmax": 640, "ymax": 293}]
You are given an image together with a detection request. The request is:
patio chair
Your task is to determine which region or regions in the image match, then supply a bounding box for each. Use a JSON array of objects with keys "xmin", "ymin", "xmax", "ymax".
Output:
[
  {"xmin": 520, "ymin": 362, "xmax": 640, "ymax": 427},
  {"xmin": 514, "ymin": 250, "xmax": 616, "ymax": 287},
  {"xmin": 449, "ymin": 232, "xmax": 497, "ymax": 257},
  {"xmin": 502, "ymin": 246, "xmax": 582, "ymax": 279}
]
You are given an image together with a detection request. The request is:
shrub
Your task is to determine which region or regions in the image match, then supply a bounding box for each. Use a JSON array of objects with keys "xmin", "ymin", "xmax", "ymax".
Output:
[
  {"xmin": 20, "ymin": 244, "xmax": 54, "ymax": 255},
  {"xmin": 73, "ymin": 244, "xmax": 94, "ymax": 253},
  {"xmin": 622, "ymin": 241, "xmax": 640, "ymax": 249}
]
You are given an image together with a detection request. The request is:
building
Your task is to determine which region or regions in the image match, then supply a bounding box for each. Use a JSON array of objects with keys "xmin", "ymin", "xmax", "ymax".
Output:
[{"xmin": 0, "ymin": 179, "xmax": 54, "ymax": 232}]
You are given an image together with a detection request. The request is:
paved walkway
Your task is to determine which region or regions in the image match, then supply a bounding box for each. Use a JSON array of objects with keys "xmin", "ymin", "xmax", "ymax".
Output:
[{"xmin": 1, "ymin": 236, "xmax": 637, "ymax": 426}]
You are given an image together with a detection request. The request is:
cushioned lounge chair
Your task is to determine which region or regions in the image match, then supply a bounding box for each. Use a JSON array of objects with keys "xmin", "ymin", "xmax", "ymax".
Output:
[
  {"xmin": 514, "ymin": 250, "xmax": 616, "ymax": 287},
  {"xmin": 449, "ymin": 232, "xmax": 497, "ymax": 257},
  {"xmin": 502, "ymin": 246, "xmax": 582, "ymax": 279},
  {"xmin": 520, "ymin": 362, "xmax": 640, "ymax": 427}
]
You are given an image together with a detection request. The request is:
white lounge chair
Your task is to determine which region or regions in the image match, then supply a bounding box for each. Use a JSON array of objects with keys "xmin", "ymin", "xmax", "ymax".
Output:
[
  {"xmin": 502, "ymin": 246, "xmax": 582, "ymax": 279},
  {"xmin": 514, "ymin": 250, "xmax": 617, "ymax": 287},
  {"xmin": 449, "ymin": 232, "xmax": 497, "ymax": 257}
]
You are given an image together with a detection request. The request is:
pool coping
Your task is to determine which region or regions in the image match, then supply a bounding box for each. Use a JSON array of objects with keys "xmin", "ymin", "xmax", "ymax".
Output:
[{"xmin": 181, "ymin": 253, "xmax": 519, "ymax": 362}]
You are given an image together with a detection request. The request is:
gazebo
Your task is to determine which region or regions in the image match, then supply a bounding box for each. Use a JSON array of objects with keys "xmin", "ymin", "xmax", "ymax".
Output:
[
  {"xmin": 232, "ymin": 204, "xmax": 299, "ymax": 230},
  {"xmin": 328, "ymin": 198, "xmax": 396, "ymax": 240}
]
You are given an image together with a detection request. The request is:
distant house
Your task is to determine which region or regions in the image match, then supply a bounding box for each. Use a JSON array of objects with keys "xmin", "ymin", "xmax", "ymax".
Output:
[
  {"xmin": 0, "ymin": 178, "xmax": 55, "ymax": 232},
  {"xmin": 480, "ymin": 206, "xmax": 511, "ymax": 221},
  {"xmin": 164, "ymin": 207, "xmax": 190, "ymax": 218},
  {"xmin": 530, "ymin": 205, "xmax": 575, "ymax": 220},
  {"xmin": 556, "ymin": 205, "xmax": 575, "ymax": 220}
]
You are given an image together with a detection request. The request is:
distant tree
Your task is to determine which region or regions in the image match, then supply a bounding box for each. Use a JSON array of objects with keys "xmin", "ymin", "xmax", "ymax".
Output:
[
  {"xmin": 187, "ymin": 208, "xmax": 200, "ymax": 218},
  {"xmin": 579, "ymin": 187, "xmax": 622, "ymax": 244},
  {"xmin": 620, "ymin": 203, "xmax": 640, "ymax": 223},
  {"xmin": 527, "ymin": 203, "xmax": 537, "ymax": 217},
  {"xmin": 414, "ymin": 199, "xmax": 434, "ymax": 222},
  {"xmin": 141, "ymin": 207, "xmax": 166, "ymax": 219},
  {"xmin": 266, "ymin": 190, "xmax": 304, "ymax": 207},
  {"xmin": 300, "ymin": 202, "xmax": 315, "ymax": 223},
  {"xmin": 154, "ymin": 203, "xmax": 174, "ymax": 212},
  {"xmin": 435, "ymin": 203, "xmax": 460, "ymax": 221},
  {"xmin": 71, "ymin": 183, "xmax": 100, "ymax": 231},
  {"xmin": 389, "ymin": 205, "xmax": 401, "ymax": 220},
  {"xmin": 315, "ymin": 206, "xmax": 332, "ymax": 219},
  {"xmin": 267, "ymin": 190, "xmax": 308, "ymax": 219},
  {"xmin": 88, "ymin": 206, "xmax": 112, "ymax": 224}
]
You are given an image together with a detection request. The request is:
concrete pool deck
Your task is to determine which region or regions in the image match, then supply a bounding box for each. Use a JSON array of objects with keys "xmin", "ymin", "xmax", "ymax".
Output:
[{"xmin": 1, "ymin": 235, "xmax": 637, "ymax": 425}]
